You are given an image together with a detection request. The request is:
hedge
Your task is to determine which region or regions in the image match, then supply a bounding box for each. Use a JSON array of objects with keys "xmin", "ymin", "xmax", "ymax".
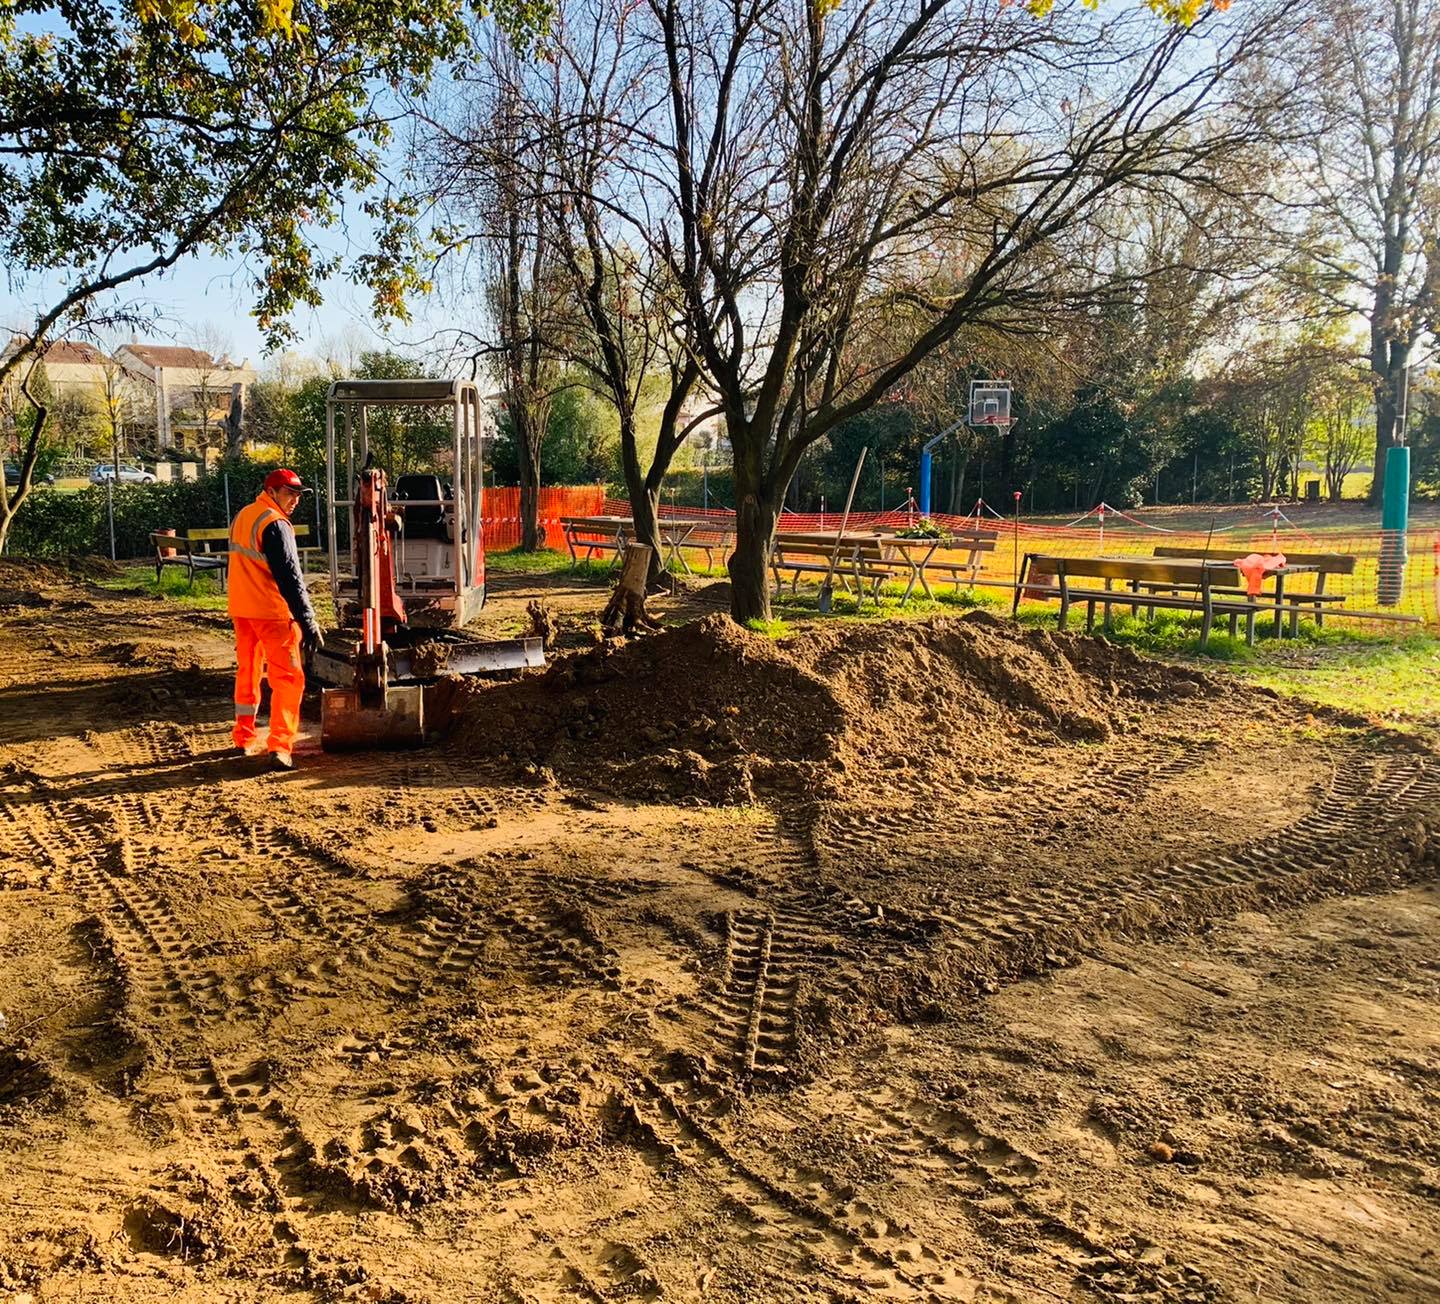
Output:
[{"xmin": 3, "ymin": 461, "xmax": 329, "ymax": 559}]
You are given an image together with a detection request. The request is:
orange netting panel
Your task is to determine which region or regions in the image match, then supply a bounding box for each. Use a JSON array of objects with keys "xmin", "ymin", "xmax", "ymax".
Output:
[{"xmin": 484, "ymin": 485, "xmax": 605, "ymax": 550}]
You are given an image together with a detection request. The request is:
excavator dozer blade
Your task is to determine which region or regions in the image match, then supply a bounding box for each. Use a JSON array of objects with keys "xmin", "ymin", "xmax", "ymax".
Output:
[{"xmin": 320, "ymin": 685, "xmax": 425, "ymax": 751}]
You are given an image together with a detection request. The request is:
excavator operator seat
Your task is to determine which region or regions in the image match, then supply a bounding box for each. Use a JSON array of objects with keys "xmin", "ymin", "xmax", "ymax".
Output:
[
  {"xmin": 393, "ymin": 473, "xmax": 456, "ymax": 581},
  {"xmin": 393, "ymin": 474, "xmax": 452, "ymax": 542}
]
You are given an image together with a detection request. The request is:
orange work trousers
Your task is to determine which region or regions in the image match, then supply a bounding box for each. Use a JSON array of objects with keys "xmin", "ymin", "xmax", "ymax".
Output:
[{"xmin": 232, "ymin": 617, "xmax": 304, "ymax": 753}]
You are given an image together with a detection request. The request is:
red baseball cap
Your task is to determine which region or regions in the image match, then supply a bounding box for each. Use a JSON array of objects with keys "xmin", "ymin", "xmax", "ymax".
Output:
[{"xmin": 264, "ymin": 468, "xmax": 311, "ymax": 494}]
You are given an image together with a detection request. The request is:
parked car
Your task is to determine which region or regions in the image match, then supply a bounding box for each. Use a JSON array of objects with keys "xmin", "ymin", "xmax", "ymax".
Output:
[
  {"xmin": 90, "ymin": 463, "xmax": 156, "ymax": 485},
  {"xmin": 3, "ymin": 464, "xmax": 55, "ymax": 487}
]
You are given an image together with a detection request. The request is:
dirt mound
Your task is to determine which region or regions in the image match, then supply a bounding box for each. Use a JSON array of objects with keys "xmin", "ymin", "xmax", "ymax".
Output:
[
  {"xmin": 99, "ymin": 640, "xmax": 202, "ymax": 671},
  {"xmin": 447, "ymin": 612, "xmax": 1233, "ymax": 803},
  {"xmin": 0, "ymin": 556, "xmax": 120, "ymax": 589}
]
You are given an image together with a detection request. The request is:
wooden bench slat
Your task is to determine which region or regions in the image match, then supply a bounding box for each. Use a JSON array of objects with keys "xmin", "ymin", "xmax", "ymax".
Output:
[{"xmin": 1153, "ymin": 544, "xmax": 1356, "ymax": 575}]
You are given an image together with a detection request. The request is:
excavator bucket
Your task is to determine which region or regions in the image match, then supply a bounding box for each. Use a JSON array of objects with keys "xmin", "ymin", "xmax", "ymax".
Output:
[{"xmin": 320, "ymin": 684, "xmax": 426, "ymax": 750}]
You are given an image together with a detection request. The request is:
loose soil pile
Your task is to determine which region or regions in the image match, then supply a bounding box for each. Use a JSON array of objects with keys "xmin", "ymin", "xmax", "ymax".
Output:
[{"xmin": 447, "ymin": 611, "xmax": 1243, "ymax": 804}]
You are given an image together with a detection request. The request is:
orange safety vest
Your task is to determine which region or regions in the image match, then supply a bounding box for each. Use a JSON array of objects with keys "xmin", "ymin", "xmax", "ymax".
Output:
[{"xmin": 227, "ymin": 492, "xmax": 295, "ymax": 622}]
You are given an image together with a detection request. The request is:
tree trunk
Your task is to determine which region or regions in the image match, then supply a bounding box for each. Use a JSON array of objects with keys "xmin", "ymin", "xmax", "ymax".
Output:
[
  {"xmin": 0, "ymin": 393, "xmax": 50, "ymax": 556},
  {"xmin": 515, "ymin": 409, "xmax": 543, "ymax": 552},
  {"xmin": 729, "ymin": 446, "xmax": 779, "ymax": 624},
  {"xmin": 601, "ymin": 543, "xmax": 660, "ymax": 634},
  {"xmin": 630, "ymin": 483, "xmax": 666, "ymax": 589}
]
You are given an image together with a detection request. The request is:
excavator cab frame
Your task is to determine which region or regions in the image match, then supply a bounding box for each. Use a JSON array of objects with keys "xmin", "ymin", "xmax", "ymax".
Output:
[{"xmin": 324, "ymin": 378, "xmax": 490, "ymax": 629}]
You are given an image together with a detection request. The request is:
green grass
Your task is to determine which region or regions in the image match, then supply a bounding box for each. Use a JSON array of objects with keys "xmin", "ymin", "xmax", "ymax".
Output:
[
  {"xmin": 763, "ymin": 578, "xmax": 1003, "ymax": 626},
  {"xmin": 1011, "ymin": 606, "xmax": 1259, "ymax": 661},
  {"xmin": 484, "ymin": 548, "xmax": 623, "ymax": 584},
  {"xmin": 744, "ymin": 616, "xmax": 793, "ymax": 638},
  {"xmin": 97, "ymin": 564, "xmax": 230, "ymax": 611},
  {"xmin": 1233, "ymin": 633, "xmax": 1440, "ymax": 726},
  {"xmin": 485, "ymin": 547, "xmax": 575, "ymax": 574}
]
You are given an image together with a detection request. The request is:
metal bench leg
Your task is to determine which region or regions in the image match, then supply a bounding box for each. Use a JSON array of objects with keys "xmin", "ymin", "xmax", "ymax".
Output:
[
  {"xmin": 1245, "ymin": 611, "xmax": 1256, "ymax": 645},
  {"xmin": 1289, "ymin": 605, "xmax": 1300, "ymax": 638},
  {"xmin": 1200, "ymin": 581, "xmax": 1214, "ymax": 647},
  {"xmin": 1085, "ymin": 599, "xmax": 1096, "ymax": 634},
  {"xmin": 1228, "ymin": 613, "xmax": 1238, "ymax": 638}
]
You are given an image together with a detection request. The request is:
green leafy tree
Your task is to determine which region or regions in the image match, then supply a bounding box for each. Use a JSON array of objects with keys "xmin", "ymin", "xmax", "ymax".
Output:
[
  {"xmin": 0, "ymin": 0, "xmax": 543, "ymax": 550},
  {"xmin": 349, "ymin": 351, "xmax": 451, "ymax": 478}
]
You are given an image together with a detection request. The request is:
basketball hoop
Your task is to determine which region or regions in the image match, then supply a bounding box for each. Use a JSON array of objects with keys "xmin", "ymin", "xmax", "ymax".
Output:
[{"xmin": 969, "ymin": 379, "xmax": 1012, "ymax": 428}]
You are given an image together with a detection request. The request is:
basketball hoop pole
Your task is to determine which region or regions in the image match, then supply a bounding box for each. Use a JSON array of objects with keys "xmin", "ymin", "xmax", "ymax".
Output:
[{"xmin": 919, "ymin": 417, "xmax": 967, "ymax": 516}]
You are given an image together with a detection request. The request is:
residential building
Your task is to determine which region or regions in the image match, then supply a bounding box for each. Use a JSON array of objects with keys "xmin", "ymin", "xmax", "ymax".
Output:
[
  {"xmin": 113, "ymin": 343, "xmax": 257, "ymax": 450},
  {"xmin": 2, "ymin": 337, "xmax": 258, "ymax": 457}
]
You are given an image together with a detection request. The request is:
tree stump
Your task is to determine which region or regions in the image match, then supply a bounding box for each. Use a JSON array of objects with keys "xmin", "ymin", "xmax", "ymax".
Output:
[
  {"xmin": 601, "ymin": 543, "xmax": 662, "ymax": 635},
  {"xmin": 525, "ymin": 598, "xmax": 555, "ymax": 649}
]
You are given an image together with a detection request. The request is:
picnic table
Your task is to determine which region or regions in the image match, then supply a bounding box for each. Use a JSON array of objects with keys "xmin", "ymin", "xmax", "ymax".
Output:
[
  {"xmin": 771, "ymin": 533, "xmax": 895, "ymax": 607},
  {"xmin": 776, "ymin": 530, "xmax": 987, "ymax": 605},
  {"xmin": 559, "ymin": 515, "xmax": 708, "ymax": 572},
  {"xmin": 1151, "ymin": 546, "xmax": 1356, "ymax": 635},
  {"xmin": 1015, "ymin": 553, "xmax": 1318, "ymax": 646}
]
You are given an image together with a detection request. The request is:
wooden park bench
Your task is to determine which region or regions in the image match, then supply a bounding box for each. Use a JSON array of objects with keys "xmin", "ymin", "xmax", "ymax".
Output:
[
  {"xmin": 1152, "ymin": 545, "xmax": 1356, "ymax": 635},
  {"xmin": 1012, "ymin": 554, "xmax": 1325, "ymax": 647},
  {"xmin": 560, "ymin": 515, "xmax": 626, "ymax": 564},
  {"xmin": 151, "ymin": 529, "xmax": 229, "ymax": 589},
  {"xmin": 150, "ymin": 525, "xmax": 314, "ymax": 591},
  {"xmin": 683, "ymin": 525, "xmax": 734, "ymax": 571},
  {"xmin": 771, "ymin": 538, "xmax": 898, "ymax": 608}
]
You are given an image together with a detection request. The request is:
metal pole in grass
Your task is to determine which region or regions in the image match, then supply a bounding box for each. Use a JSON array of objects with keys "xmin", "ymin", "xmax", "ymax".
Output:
[
  {"xmin": 1379, "ymin": 364, "xmax": 1410, "ymax": 606},
  {"xmin": 1012, "ymin": 489, "xmax": 1021, "ymax": 594},
  {"xmin": 107, "ymin": 478, "xmax": 116, "ymax": 561}
]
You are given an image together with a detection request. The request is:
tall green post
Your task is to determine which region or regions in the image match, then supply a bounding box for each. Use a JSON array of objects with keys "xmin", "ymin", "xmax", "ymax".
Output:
[{"xmin": 1378, "ymin": 445, "xmax": 1409, "ymax": 606}]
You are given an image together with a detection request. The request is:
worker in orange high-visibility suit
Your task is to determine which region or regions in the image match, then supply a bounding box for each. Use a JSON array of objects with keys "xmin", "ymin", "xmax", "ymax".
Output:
[{"xmin": 228, "ymin": 468, "xmax": 324, "ymax": 770}]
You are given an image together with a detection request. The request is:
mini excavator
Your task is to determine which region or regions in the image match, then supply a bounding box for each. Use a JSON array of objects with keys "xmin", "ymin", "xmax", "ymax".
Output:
[{"xmin": 309, "ymin": 378, "xmax": 544, "ymax": 749}]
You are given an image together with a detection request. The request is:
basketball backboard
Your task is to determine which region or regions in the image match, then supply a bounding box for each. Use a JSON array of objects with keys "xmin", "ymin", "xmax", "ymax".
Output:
[{"xmin": 968, "ymin": 379, "xmax": 1012, "ymax": 427}]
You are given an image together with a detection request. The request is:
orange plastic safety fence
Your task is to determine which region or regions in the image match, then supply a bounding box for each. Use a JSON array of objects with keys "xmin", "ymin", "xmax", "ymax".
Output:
[{"xmin": 485, "ymin": 485, "xmax": 605, "ymax": 550}]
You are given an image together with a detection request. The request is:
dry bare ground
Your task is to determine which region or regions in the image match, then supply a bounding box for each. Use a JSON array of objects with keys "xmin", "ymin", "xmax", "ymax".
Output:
[{"xmin": 1, "ymin": 562, "xmax": 1437, "ymax": 1303}]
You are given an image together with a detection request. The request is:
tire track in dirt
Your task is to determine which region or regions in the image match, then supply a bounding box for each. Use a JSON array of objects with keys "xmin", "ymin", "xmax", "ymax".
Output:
[
  {"xmin": 836, "ymin": 1088, "xmax": 1221, "ymax": 1302},
  {"xmin": 811, "ymin": 742, "xmax": 1218, "ymax": 869},
  {"xmin": 697, "ymin": 817, "xmax": 942, "ymax": 1081},
  {"xmin": 624, "ymin": 1071, "xmax": 977, "ymax": 1300},
  {"xmin": 25, "ymin": 794, "xmax": 354, "ymax": 1283},
  {"xmin": 237, "ymin": 838, "xmax": 633, "ymax": 1011},
  {"xmin": 16, "ymin": 721, "xmax": 397, "ymax": 1281},
  {"xmin": 709, "ymin": 907, "xmax": 828, "ymax": 1082},
  {"xmin": 0, "ymin": 791, "xmax": 54, "ymax": 888},
  {"xmin": 426, "ymin": 861, "xmax": 628, "ymax": 994},
  {"xmin": 878, "ymin": 756, "xmax": 1437, "ymax": 969}
]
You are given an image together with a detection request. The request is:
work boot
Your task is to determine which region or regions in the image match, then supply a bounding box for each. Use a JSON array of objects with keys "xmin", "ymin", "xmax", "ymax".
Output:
[
  {"xmin": 270, "ymin": 750, "xmax": 294, "ymax": 771},
  {"xmin": 241, "ymin": 738, "xmax": 266, "ymax": 757}
]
